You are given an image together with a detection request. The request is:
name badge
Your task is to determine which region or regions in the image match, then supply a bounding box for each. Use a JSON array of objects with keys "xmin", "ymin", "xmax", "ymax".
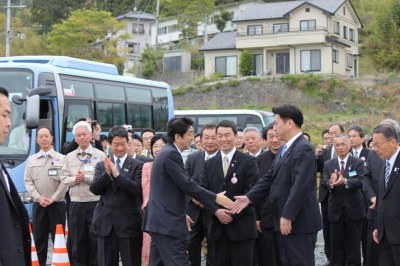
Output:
[
  {"xmin": 349, "ymin": 170, "xmax": 357, "ymax": 177},
  {"xmin": 84, "ymin": 165, "xmax": 94, "ymax": 172},
  {"xmin": 48, "ymin": 169, "xmax": 58, "ymax": 176}
]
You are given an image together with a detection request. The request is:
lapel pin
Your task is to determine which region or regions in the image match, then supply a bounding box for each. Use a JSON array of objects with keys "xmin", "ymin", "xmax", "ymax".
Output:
[
  {"xmin": 395, "ymin": 167, "xmax": 398, "ymax": 172},
  {"xmin": 231, "ymin": 173, "xmax": 238, "ymax": 184},
  {"xmin": 124, "ymin": 168, "xmax": 129, "ymax": 172}
]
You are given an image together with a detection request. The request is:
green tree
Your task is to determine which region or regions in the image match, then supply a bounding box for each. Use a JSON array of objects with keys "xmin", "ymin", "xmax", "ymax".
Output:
[
  {"xmin": 47, "ymin": 9, "xmax": 125, "ymax": 61},
  {"xmin": 214, "ymin": 9, "xmax": 233, "ymax": 32},
  {"xmin": 239, "ymin": 49, "xmax": 252, "ymax": 76},
  {"xmin": 161, "ymin": 0, "xmax": 214, "ymax": 40}
]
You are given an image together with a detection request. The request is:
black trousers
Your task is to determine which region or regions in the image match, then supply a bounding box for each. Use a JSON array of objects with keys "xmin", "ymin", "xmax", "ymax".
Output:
[
  {"xmin": 330, "ymin": 212, "xmax": 362, "ymax": 266},
  {"xmin": 32, "ymin": 201, "xmax": 66, "ymax": 266},
  {"xmin": 255, "ymin": 228, "xmax": 281, "ymax": 266},
  {"xmin": 379, "ymin": 233, "xmax": 400, "ymax": 266},
  {"xmin": 211, "ymin": 231, "xmax": 254, "ymax": 266},
  {"xmin": 68, "ymin": 201, "xmax": 98, "ymax": 266},
  {"xmin": 321, "ymin": 200, "xmax": 331, "ymax": 261},
  {"xmin": 188, "ymin": 212, "xmax": 214, "ymax": 266},
  {"xmin": 149, "ymin": 232, "xmax": 189, "ymax": 266},
  {"xmin": 366, "ymin": 218, "xmax": 379, "ymax": 266},
  {"xmin": 278, "ymin": 232, "xmax": 317, "ymax": 266},
  {"xmin": 97, "ymin": 227, "xmax": 142, "ymax": 266}
]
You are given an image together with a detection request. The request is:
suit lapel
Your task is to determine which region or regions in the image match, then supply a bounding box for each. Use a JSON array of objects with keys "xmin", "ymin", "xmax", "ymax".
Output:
[
  {"xmin": 0, "ymin": 165, "xmax": 18, "ymax": 212},
  {"xmin": 273, "ymin": 135, "xmax": 302, "ymax": 174},
  {"xmin": 225, "ymin": 151, "xmax": 240, "ymax": 180},
  {"xmin": 383, "ymin": 153, "xmax": 400, "ymax": 196}
]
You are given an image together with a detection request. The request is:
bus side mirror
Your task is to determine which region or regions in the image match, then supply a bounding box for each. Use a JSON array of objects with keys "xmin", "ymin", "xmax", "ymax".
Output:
[{"xmin": 26, "ymin": 95, "xmax": 40, "ymax": 129}]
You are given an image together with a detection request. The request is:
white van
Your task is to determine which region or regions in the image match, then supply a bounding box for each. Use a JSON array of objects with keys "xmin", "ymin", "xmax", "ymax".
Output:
[{"xmin": 174, "ymin": 109, "xmax": 274, "ymax": 133}]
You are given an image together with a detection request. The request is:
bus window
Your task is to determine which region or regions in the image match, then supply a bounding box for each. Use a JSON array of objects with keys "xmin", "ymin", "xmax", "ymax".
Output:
[
  {"xmin": 152, "ymin": 88, "xmax": 168, "ymax": 132},
  {"xmin": 97, "ymin": 102, "xmax": 126, "ymax": 130},
  {"xmin": 198, "ymin": 116, "xmax": 218, "ymax": 133},
  {"xmin": 127, "ymin": 104, "xmax": 153, "ymax": 131},
  {"xmin": 64, "ymin": 100, "xmax": 92, "ymax": 141},
  {"xmin": 96, "ymin": 83, "xmax": 125, "ymax": 100},
  {"xmin": 36, "ymin": 100, "xmax": 54, "ymax": 152},
  {"xmin": 126, "ymin": 87, "xmax": 152, "ymax": 103},
  {"xmin": 61, "ymin": 78, "xmax": 94, "ymax": 98}
]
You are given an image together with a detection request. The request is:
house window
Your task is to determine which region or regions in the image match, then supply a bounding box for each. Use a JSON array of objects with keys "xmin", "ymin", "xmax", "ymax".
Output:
[
  {"xmin": 273, "ymin": 23, "xmax": 289, "ymax": 33},
  {"xmin": 164, "ymin": 56, "xmax": 181, "ymax": 73},
  {"xmin": 343, "ymin": 26, "xmax": 348, "ymax": 39},
  {"xmin": 300, "ymin": 50, "xmax": 321, "ymax": 72},
  {"xmin": 332, "ymin": 49, "xmax": 339, "ymax": 63},
  {"xmin": 247, "ymin": 25, "xmax": 263, "ymax": 35},
  {"xmin": 343, "ymin": 7, "xmax": 346, "ymax": 15},
  {"xmin": 168, "ymin": 24, "xmax": 179, "ymax": 33},
  {"xmin": 132, "ymin": 23, "xmax": 144, "ymax": 34},
  {"xmin": 349, "ymin": 29, "xmax": 355, "ymax": 41},
  {"xmin": 334, "ymin": 21, "xmax": 340, "ymax": 34},
  {"xmin": 127, "ymin": 43, "xmax": 140, "ymax": 54},
  {"xmin": 158, "ymin": 26, "xmax": 167, "ymax": 35},
  {"xmin": 300, "ymin": 20, "xmax": 316, "ymax": 31},
  {"xmin": 306, "ymin": 8, "xmax": 310, "ymax": 12},
  {"xmin": 215, "ymin": 56, "xmax": 237, "ymax": 76},
  {"xmin": 346, "ymin": 53, "xmax": 353, "ymax": 68},
  {"xmin": 252, "ymin": 54, "xmax": 263, "ymax": 75},
  {"xmin": 207, "ymin": 15, "xmax": 215, "ymax": 25}
]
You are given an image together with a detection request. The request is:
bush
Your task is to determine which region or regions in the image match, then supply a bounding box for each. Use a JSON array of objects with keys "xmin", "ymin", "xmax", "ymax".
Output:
[{"xmin": 239, "ymin": 49, "xmax": 253, "ymax": 76}]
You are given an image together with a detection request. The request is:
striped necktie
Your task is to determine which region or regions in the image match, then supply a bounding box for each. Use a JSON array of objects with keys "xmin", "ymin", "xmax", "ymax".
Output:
[
  {"xmin": 223, "ymin": 156, "xmax": 229, "ymax": 177},
  {"xmin": 116, "ymin": 158, "xmax": 122, "ymax": 172},
  {"xmin": 385, "ymin": 160, "xmax": 391, "ymax": 188}
]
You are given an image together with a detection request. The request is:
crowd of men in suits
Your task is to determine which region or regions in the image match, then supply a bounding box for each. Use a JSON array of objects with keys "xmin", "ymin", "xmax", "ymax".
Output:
[{"xmin": 1, "ymin": 84, "xmax": 400, "ymax": 266}]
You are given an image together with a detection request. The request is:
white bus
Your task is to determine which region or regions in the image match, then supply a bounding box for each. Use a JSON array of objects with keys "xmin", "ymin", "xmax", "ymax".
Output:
[{"xmin": 174, "ymin": 109, "xmax": 274, "ymax": 133}]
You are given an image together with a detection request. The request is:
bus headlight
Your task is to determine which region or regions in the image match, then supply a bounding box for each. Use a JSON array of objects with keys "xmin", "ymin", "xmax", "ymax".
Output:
[{"xmin": 19, "ymin": 192, "xmax": 33, "ymax": 203}]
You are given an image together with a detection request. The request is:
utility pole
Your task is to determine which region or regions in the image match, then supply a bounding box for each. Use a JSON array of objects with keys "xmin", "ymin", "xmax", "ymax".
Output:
[
  {"xmin": 5, "ymin": 0, "xmax": 25, "ymax": 57},
  {"xmin": 155, "ymin": 0, "xmax": 160, "ymax": 48}
]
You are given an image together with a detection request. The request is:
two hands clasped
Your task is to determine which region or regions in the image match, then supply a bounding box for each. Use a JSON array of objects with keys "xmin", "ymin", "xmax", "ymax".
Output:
[
  {"xmin": 186, "ymin": 192, "xmax": 293, "ymax": 235},
  {"xmin": 329, "ymin": 169, "xmax": 346, "ymax": 187}
]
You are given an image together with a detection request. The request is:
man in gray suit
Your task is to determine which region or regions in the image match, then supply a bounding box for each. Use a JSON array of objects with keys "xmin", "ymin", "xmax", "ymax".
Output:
[
  {"xmin": 0, "ymin": 87, "xmax": 31, "ymax": 265},
  {"xmin": 185, "ymin": 123, "xmax": 219, "ymax": 266},
  {"xmin": 143, "ymin": 117, "xmax": 234, "ymax": 265}
]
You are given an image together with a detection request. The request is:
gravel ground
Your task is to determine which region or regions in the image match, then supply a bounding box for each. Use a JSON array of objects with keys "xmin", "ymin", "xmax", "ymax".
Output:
[{"xmin": 46, "ymin": 230, "xmax": 327, "ymax": 265}]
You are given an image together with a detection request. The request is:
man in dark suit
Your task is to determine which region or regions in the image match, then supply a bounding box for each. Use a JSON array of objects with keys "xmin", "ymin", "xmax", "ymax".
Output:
[
  {"xmin": 372, "ymin": 123, "xmax": 400, "ymax": 265},
  {"xmin": 143, "ymin": 117, "xmax": 234, "ymax": 265},
  {"xmin": 364, "ymin": 119, "xmax": 400, "ymax": 266},
  {"xmin": 0, "ymin": 87, "xmax": 31, "ymax": 266},
  {"xmin": 233, "ymin": 105, "xmax": 322, "ymax": 266},
  {"xmin": 255, "ymin": 122, "xmax": 283, "ymax": 266},
  {"xmin": 321, "ymin": 133, "xmax": 366, "ymax": 266},
  {"xmin": 348, "ymin": 125, "xmax": 370, "ymax": 265},
  {"xmin": 201, "ymin": 120, "xmax": 258, "ymax": 266},
  {"xmin": 90, "ymin": 126, "xmax": 143, "ymax": 266},
  {"xmin": 185, "ymin": 123, "xmax": 219, "ymax": 266},
  {"xmin": 317, "ymin": 123, "xmax": 345, "ymax": 265}
]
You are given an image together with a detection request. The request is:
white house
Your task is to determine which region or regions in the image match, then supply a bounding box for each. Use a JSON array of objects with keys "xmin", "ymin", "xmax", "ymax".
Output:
[
  {"xmin": 201, "ymin": 0, "xmax": 362, "ymax": 78},
  {"xmin": 114, "ymin": 11, "xmax": 156, "ymax": 73}
]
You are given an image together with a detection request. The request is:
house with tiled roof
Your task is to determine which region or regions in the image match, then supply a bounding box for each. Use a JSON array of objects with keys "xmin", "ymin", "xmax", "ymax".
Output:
[{"xmin": 201, "ymin": 0, "xmax": 362, "ymax": 77}]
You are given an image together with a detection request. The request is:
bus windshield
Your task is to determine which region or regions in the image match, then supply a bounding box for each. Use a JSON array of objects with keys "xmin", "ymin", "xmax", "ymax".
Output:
[{"xmin": 0, "ymin": 70, "xmax": 33, "ymax": 157}]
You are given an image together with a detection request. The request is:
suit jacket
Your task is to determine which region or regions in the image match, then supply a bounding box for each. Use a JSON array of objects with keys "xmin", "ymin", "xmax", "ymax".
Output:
[
  {"xmin": 255, "ymin": 150, "xmax": 277, "ymax": 229},
  {"xmin": 201, "ymin": 150, "xmax": 258, "ymax": 242},
  {"xmin": 143, "ymin": 143, "xmax": 216, "ymax": 240},
  {"xmin": 90, "ymin": 156, "xmax": 144, "ymax": 238},
  {"xmin": 376, "ymin": 150, "xmax": 400, "ymax": 244},
  {"xmin": 321, "ymin": 156, "xmax": 366, "ymax": 222},
  {"xmin": 317, "ymin": 146, "xmax": 334, "ymax": 203},
  {"xmin": 185, "ymin": 150, "xmax": 206, "ymax": 224},
  {"xmin": 351, "ymin": 147, "xmax": 370, "ymax": 207},
  {"xmin": 0, "ymin": 164, "xmax": 31, "ymax": 266},
  {"xmin": 363, "ymin": 151, "xmax": 383, "ymax": 220},
  {"xmin": 247, "ymin": 134, "xmax": 322, "ymax": 234}
]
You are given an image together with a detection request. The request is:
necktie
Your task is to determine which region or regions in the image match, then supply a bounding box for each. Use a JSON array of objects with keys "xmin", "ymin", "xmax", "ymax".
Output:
[
  {"xmin": 281, "ymin": 144, "xmax": 287, "ymax": 157},
  {"xmin": 116, "ymin": 158, "xmax": 122, "ymax": 172},
  {"xmin": 223, "ymin": 156, "xmax": 229, "ymax": 177},
  {"xmin": 147, "ymin": 150, "xmax": 152, "ymax": 158},
  {"xmin": 385, "ymin": 160, "xmax": 391, "ymax": 188},
  {"xmin": 340, "ymin": 161, "xmax": 345, "ymax": 176},
  {"xmin": 354, "ymin": 151, "xmax": 359, "ymax": 158}
]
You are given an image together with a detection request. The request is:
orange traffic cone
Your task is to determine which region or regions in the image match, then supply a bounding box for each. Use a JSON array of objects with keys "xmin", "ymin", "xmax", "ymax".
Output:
[
  {"xmin": 51, "ymin": 224, "xmax": 70, "ymax": 266},
  {"xmin": 29, "ymin": 224, "xmax": 39, "ymax": 266}
]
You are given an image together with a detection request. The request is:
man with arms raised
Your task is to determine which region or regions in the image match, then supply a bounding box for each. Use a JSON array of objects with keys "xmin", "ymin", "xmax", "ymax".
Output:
[
  {"xmin": 143, "ymin": 117, "xmax": 234, "ymax": 265},
  {"xmin": 233, "ymin": 105, "xmax": 322, "ymax": 266}
]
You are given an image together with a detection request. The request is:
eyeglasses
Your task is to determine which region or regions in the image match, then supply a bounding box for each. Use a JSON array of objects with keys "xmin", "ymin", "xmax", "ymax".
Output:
[{"xmin": 372, "ymin": 139, "xmax": 393, "ymax": 149}]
